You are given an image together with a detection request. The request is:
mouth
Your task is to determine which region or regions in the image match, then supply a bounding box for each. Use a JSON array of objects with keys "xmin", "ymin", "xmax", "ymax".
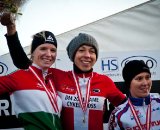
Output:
[
  {"xmin": 42, "ymin": 58, "xmax": 53, "ymax": 65},
  {"xmin": 81, "ymin": 60, "xmax": 91, "ymax": 64},
  {"xmin": 43, "ymin": 58, "xmax": 52, "ymax": 62},
  {"xmin": 140, "ymin": 87, "xmax": 149, "ymax": 92}
]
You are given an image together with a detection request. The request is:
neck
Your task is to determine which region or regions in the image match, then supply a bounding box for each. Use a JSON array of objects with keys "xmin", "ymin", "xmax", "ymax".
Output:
[
  {"xmin": 32, "ymin": 63, "xmax": 48, "ymax": 72},
  {"xmin": 73, "ymin": 63, "xmax": 93, "ymax": 74}
]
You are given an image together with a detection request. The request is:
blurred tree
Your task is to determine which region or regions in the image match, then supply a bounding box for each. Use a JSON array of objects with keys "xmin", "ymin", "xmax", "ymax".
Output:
[{"xmin": 0, "ymin": 0, "xmax": 28, "ymax": 15}]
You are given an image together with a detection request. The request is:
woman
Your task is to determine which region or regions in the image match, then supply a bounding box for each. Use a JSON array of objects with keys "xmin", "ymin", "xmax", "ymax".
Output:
[
  {"xmin": 1, "ymin": 13, "xmax": 126, "ymax": 130},
  {"xmin": 0, "ymin": 30, "xmax": 62, "ymax": 130},
  {"xmin": 55, "ymin": 33, "xmax": 126, "ymax": 130},
  {"xmin": 108, "ymin": 60, "xmax": 160, "ymax": 129}
]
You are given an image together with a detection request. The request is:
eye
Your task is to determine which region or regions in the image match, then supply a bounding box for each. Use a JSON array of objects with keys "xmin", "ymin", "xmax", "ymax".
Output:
[
  {"xmin": 137, "ymin": 77, "xmax": 143, "ymax": 81},
  {"xmin": 78, "ymin": 49, "xmax": 85, "ymax": 52},
  {"xmin": 145, "ymin": 75, "xmax": 151, "ymax": 80},
  {"xmin": 40, "ymin": 47, "xmax": 47, "ymax": 50},
  {"xmin": 51, "ymin": 48, "xmax": 56, "ymax": 53},
  {"xmin": 135, "ymin": 76, "xmax": 143, "ymax": 81},
  {"xmin": 90, "ymin": 49, "xmax": 96, "ymax": 54}
]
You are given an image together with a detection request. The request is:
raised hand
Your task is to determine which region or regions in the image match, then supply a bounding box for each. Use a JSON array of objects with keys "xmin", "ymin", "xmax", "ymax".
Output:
[{"xmin": 0, "ymin": 12, "xmax": 15, "ymax": 26}]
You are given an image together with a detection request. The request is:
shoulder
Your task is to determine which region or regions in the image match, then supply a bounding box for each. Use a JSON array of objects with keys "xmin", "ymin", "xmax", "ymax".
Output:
[
  {"xmin": 49, "ymin": 68, "xmax": 64, "ymax": 73},
  {"xmin": 111, "ymin": 100, "xmax": 129, "ymax": 117},
  {"xmin": 150, "ymin": 94, "xmax": 160, "ymax": 103},
  {"xmin": 93, "ymin": 72, "xmax": 114, "ymax": 82},
  {"xmin": 48, "ymin": 68, "xmax": 70, "ymax": 79},
  {"xmin": 9, "ymin": 69, "xmax": 30, "ymax": 76},
  {"xmin": 49, "ymin": 68, "xmax": 67, "ymax": 76},
  {"xmin": 3, "ymin": 69, "xmax": 30, "ymax": 81}
]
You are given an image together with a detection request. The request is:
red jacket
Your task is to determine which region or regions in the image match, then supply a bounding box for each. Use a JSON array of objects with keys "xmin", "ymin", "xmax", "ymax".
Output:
[{"xmin": 51, "ymin": 69, "xmax": 125, "ymax": 130}]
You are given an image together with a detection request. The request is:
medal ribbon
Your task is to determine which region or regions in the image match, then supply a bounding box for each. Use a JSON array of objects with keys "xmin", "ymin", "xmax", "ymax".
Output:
[
  {"xmin": 29, "ymin": 66, "xmax": 59, "ymax": 114},
  {"xmin": 128, "ymin": 99, "xmax": 151, "ymax": 130},
  {"xmin": 72, "ymin": 71, "xmax": 93, "ymax": 113}
]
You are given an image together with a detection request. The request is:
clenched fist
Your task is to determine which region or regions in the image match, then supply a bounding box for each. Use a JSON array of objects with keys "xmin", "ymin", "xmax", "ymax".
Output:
[{"xmin": 0, "ymin": 12, "xmax": 15, "ymax": 26}]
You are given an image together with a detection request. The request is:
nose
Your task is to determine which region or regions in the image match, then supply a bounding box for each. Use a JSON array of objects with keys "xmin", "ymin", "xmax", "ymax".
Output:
[
  {"xmin": 142, "ymin": 78, "xmax": 149, "ymax": 85},
  {"xmin": 46, "ymin": 50, "xmax": 52, "ymax": 56},
  {"xmin": 84, "ymin": 51, "xmax": 91, "ymax": 58}
]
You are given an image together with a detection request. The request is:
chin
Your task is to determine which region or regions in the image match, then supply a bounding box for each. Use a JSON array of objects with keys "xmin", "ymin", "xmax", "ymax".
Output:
[
  {"xmin": 141, "ymin": 94, "xmax": 149, "ymax": 98},
  {"xmin": 42, "ymin": 65, "xmax": 52, "ymax": 69}
]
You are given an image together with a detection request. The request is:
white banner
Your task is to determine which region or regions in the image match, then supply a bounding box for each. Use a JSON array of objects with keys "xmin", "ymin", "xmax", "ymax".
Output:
[
  {"xmin": 1, "ymin": 50, "xmax": 159, "ymax": 82},
  {"xmin": 55, "ymin": 50, "xmax": 160, "ymax": 82}
]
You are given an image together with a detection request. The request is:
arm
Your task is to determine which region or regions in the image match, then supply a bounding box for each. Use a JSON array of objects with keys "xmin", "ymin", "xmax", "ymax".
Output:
[
  {"xmin": 0, "ymin": 75, "xmax": 15, "ymax": 94},
  {"xmin": 105, "ymin": 77, "xmax": 126, "ymax": 107},
  {"xmin": 5, "ymin": 31, "xmax": 31, "ymax": 69},
  {"xmin": 1, "ymin": 13, "xmax": 30, "ymax": 69},
  {"xmin": 108, "ymin": 109, "xmax": 121, "ymax": 130}
]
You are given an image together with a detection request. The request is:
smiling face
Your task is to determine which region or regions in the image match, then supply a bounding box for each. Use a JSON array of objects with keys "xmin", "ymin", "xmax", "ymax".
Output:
[
  {"xmin": 74, "ymin": 45, "xmax": 97, "ymax": 72},
  {"xmin": 32, "ymin": 43, "xmax": 57, "ymax": 70},
  {"xmin": 129, "ymin": 72, "xmax": 152, "ymax": 98}
]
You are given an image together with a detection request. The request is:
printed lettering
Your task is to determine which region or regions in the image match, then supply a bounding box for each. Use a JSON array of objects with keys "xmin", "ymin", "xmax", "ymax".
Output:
[
  {"xmin": 89, "ymin": 97, "xmax": 99, "ymax": 102},
  {"xmin": 0, "ymin": 100, "xmax": 10, "ymax": 116},
  {"xmin": 74, "ymin": 97, "xmax": 79, "ymax": 101},
  {"xmin": 65, "ymin": 95, "xmax": 73, "ymax": 101}
]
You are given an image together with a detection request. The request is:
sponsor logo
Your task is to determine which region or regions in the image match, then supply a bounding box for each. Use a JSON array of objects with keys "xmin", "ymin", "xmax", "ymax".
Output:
[
  {"xmin": 130, "ymin": 110, "xmax": 142, "ymax": 120},
  {"xmin": 101, "ymin": 57, "xmax": 119, "ymax": 72},
  {"xmin": 92, "ymin": 89, "xmax": 100, "ymax": 93},
  {"xmin": 121, "ymin": 56, "xmax": 157, "ymax": 70},
  {"xmin": 36, "ymin": 83, "xmax": 43, "ymax": 88},
  {"xmin": 60, "ymin": 85, "xmax": 76, "ymax": 93},
  {"xmin": 0, "ymin": 62, "xmax": 8, "ymax": 76},
  {"xmin": 46, "ymin": 35, "xmax": 54, "ymax": 42}
]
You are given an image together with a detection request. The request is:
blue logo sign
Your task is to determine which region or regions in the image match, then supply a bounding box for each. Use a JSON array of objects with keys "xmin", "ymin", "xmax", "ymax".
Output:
[
  {"xmin": 0, "ymin": 62, "xmax": 8, "ymax": 76},
  {"xmin": 101, "ymin": 57, "xmax": 118, "ymax": 72}
]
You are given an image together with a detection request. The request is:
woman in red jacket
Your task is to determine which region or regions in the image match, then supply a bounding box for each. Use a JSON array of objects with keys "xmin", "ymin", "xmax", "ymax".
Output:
[{"xmin": 0, "ymin": 29, "xmax": 62, "ymax": 129}]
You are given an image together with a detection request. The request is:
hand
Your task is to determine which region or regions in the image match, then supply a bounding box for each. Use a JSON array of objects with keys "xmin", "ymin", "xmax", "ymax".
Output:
[
  {"xmin": 0, "ymin": 12, "xmax": 16, "ymax": 35},
  {"xmin": 0, "ymin": 12, "xmax": 15, "ymax": 26}
]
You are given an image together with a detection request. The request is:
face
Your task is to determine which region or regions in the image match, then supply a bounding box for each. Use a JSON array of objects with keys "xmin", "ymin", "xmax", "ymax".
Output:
[
  {"xmin": 74, "ymin": 45, "xmax": 97, "ymax": 72},
  {"xmin": 32, "ymin": 43, "xmax": 57, "ymax": 70},
  {"xmin": 129, "ymin": 72, "xmax": 152, "ymax": 98}
]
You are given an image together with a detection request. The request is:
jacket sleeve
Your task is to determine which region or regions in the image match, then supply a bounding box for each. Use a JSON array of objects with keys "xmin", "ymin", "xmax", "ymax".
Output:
[
  {"xmin": 105, "ymin": 77, "xmax": 126, "ymax": 107},
  {"xmin": 108, "ymin": 109, "xmax": 121, "ymax": 130},
  {"xmin": 0, "ymin": 75, "xmax": 15, "ymax": 94},
  {"xmin": 5, "ymin": 32, "xmax": 31, "ymax": 69}
]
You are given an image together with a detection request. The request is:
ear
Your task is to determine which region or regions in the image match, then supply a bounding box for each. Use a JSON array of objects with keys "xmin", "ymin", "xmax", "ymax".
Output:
[{"xmin": 30, "ymin": 54, "xmax": 34, "ymax": 61}]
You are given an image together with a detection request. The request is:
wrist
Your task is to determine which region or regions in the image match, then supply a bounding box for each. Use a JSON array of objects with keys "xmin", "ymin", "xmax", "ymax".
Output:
[{"xmin": 7, "ymin": 23, "xmax": 16, "ymax": 36}]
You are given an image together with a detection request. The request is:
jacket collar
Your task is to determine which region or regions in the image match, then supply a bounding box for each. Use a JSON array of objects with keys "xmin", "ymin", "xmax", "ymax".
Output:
[
  {"xmin": 29, "ymin": 65, "xmax": 52, "ymax": 80},
  {"xmin": 129, "ymin": 95, "xmax": 150, "ymax": 106}
]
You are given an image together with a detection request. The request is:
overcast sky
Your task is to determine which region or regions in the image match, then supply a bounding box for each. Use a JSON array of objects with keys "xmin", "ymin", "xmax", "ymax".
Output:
[{"xmin": 0, "ymin": 0, "xmax": 149, "ymax": 55}]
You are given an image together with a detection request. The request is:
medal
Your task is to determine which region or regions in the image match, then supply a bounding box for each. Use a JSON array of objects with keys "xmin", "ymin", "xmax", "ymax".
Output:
[
  {"xmin": 83, "ymin": 113, "xmax": 86, "ymax": 123},
  {"xmin": 128, "ymin": 99, "xmax": 151, "ymax": 130},
  {"xmin": 72, "ymin": 71, "xmax": 93, "ymax": 123}
]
